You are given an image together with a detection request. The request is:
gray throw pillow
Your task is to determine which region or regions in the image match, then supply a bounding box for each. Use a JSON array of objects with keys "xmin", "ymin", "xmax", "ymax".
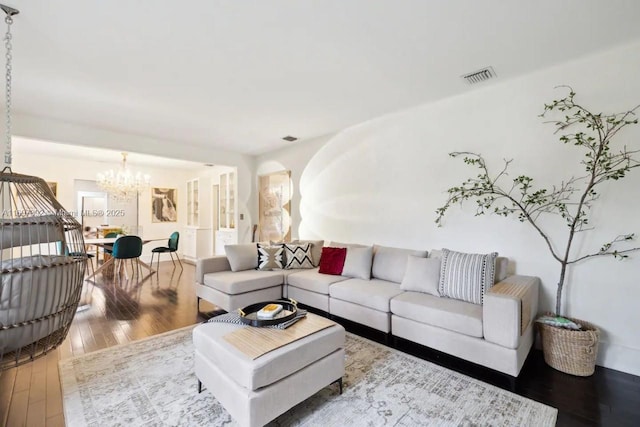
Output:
[
  {"xmin": 400, "ymin": 256, "xmax": 441, "ymax": 296},
  {"xmin": 342, "ymin": 246, "xmax": 373, "ymax": 280},
  {"xmin": 225, "ymin": 243, "xmax": 259, "ymax": 272},
  {"xmin": 438, "ymin": 248, "xmax": 498, "ymax": 305}
]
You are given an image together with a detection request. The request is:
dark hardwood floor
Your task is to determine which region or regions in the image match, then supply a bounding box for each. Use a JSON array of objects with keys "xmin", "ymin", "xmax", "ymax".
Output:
[
  {"xmin": 0, "ymin": 260, "xmax": 216, "ymax": 427},
  {"xmin": 1, "ymin": 263, "xmax": 638, "ymax": 426}
]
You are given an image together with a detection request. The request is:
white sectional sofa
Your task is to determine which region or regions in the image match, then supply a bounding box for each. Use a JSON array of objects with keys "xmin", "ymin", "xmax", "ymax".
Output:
[{"xmin": 195, "ymin": 241, "xmax": 539, "ymax": 377}]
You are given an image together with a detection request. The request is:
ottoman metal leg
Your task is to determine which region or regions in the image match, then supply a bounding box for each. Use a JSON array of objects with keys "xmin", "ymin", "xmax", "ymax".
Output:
[
  {"xmin": 198, "ymin": 379, "xmax": 203, "ymax": 393},
  {"xmin": 332, "ymin": 377, "xmax": 343, "ymax": 395}
]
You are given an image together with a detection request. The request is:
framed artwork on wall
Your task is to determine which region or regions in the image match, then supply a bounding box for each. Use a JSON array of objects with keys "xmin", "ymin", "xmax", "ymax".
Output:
[
  {"xmin": 152, "ymin": 187, "xmax": 177, "ymax": 222},
  {"xmin": 258, "ymin": 170, "xmax": 292, "ymax": 242},
  {"xmin": 46, "ymin": 182, "xmax": 58, "ymax": 198}
]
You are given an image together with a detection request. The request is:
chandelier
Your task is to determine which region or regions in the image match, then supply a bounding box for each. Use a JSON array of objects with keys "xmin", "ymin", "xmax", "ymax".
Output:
[{"xmin": 97, "ymin": 152, "xmax": 150, "ymax": 202}]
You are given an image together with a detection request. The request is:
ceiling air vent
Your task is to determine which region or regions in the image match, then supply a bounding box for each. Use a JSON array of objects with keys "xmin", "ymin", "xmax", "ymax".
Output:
[
  {"xmin": 282, "ymin": 135, "xmax": 298, "ymax": 142},
  {"xmin": 462, "ymin": 66, "xmax": 496, "ymax": 85}
]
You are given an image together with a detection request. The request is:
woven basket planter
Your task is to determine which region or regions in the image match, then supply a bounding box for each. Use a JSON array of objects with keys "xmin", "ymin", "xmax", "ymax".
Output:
[{"xmin": 538, "ymin": 315, "xmax": 600, "ymax": 376}]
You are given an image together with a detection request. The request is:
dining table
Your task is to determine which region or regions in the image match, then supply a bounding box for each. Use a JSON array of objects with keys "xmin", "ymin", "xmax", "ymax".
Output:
[{"xmin": 84, "ymin": 237, "xmax": 165, "ymax": 282}]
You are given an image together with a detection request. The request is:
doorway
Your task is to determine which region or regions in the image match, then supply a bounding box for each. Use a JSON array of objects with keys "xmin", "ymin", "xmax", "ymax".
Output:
[
  {"xmin": 77, "ymin": 191, "xmax": 107, "ymax": 230},
  {"xmin": 74, "ymin": 179, "xmax": 140, "ymax": 235}
]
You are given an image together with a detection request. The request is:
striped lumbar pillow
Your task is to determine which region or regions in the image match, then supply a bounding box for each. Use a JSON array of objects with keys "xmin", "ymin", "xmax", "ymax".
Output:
[
  {"xmin": 438, "ymin": 249, "xmax": 498, "ymax": 305},
  {"xmin": 283, "ymin": 242, "xmax": 315, "ymax": 269}
]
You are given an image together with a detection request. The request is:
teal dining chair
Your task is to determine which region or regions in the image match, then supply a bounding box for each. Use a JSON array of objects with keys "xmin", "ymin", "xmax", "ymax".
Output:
[
  {"xmin": 150, "ymin": 231, "xmax": 183, "ymax": 271},
  {"xmin": 57, "ymin": 241, "xmax": 95, "ymax": 277},
  {"xmin": 102, "ymin": 232, "xmax": 119, "ymax": 255},
  {"xmin": 111, "ymin": 235, "xmax": 143, "ymax": 282}
]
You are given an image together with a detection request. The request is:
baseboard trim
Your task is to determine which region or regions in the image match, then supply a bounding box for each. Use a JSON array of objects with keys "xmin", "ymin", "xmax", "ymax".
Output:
[{"xmin": 597, "ymin": 340, "xmax": 640, "ymax": 376}]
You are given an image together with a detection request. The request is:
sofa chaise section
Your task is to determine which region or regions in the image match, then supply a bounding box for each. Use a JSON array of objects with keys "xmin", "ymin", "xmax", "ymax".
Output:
[
  {"xmin": 196, "ymin": 241, "xmax": 325, "ymax": 312},
  {"xmin": 195, "ymin": 255, "xmax": 283, "ymax": 312}
]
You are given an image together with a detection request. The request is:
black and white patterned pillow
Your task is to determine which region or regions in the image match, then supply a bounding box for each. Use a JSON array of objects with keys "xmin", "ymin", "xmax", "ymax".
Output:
[
  {"xmin": 283, "ymin": 242, "xmax": 314, "ymax": 269},
  {"xmin": 207, "ymin": 307, "xmax": 308, "ymax": 329},
  {"xmin": 257, "ymin": 244, "xmax": 284, "ymax": 271},
  {"xmin": 438, "ymin": 248, "xmax": 498, "ymax": 305}
]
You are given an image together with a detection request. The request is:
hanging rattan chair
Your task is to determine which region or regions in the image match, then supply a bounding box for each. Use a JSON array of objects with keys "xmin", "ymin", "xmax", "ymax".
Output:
[{"xmin": 0, "ymin": 169, "xmax": 86, "ymax": 370}]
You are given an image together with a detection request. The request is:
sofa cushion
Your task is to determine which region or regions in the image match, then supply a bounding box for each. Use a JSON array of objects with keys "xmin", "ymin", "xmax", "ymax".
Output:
[
  {"xmin": 287, "ymin": 268, "xmax": 349, "ymax": 294},
  {"xmin": 400, "ymin": 256, "xmax": 441, "ymax": 296},
  {"xmin": 372, "ymin": 245, "xmax": 428, "ymax": 284},
  {"xmin": 257, "ymin": 244, "xmax": 284, "ymax": 271},
  {"xmin": 225, "ymin": 243, "xmax": 258, "ymax": 272},
  {"xmin": 318, "ymin": 247, "xmax": 347, "ymax": 275},
  {"xmin": 203, "ymin": 270, "xmax": 283, "ymax": 295},
  {"xmin": 292, "ymin": 239, "xmax": 324, "ymax": 267},
  {"xmin": 390, "ymin": 292, "xmax": 483, "ymax": 338},
  {"xmin": 342, "ymin": 246, "xmax": 373, "ymax": 280},
  {"xmin": 329, "ymin": 278, "xmax": 403, "ymax": 312},
  {"xmin": 281, "ymin": 269, "xmax": 304, "ymax": 286},
  {"xmin": 329, "ymin": 241, "xmax": 367, "ymax": 249},
  {"xmin": 438, "ymin": 249, "xmax": 498, "ymax": 305},
  {"xmin": 283, "ymin": 243, "xmax": 315, "ymax": 269}
]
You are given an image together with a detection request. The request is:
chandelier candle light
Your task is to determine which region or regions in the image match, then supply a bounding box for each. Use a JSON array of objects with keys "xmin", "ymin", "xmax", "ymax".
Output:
[{"xmin": 97, "ymin": 152, "xmax": 151, "ymax": 202}]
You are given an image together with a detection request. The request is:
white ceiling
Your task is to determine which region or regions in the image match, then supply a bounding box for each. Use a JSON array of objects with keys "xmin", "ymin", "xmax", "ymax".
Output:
[
  {"xmin": 8, "ymin": 1, "xmax": 640, "ymax": 155},
  {"xmin": 13, "ymin": 136, "xmax": 206, "ymax": 170}
]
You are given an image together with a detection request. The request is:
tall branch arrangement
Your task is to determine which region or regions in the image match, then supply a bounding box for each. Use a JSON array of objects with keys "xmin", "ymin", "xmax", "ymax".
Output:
[{"xmin": 435, "ymin": 87, "xmax": 640, "ymax": 316}]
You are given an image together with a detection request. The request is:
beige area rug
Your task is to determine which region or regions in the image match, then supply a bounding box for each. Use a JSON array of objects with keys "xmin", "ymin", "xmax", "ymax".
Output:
[{"xmin": 59, "ymin": 326, "xmax": 557, "ymax": 426}]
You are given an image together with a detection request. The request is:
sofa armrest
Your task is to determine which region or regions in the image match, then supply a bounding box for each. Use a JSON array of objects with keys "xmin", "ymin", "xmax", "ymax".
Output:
[
  {"xmin": 483, "ymin": 275, "xmax": 539, "ymax": 349},
  {"xmin": 195, "ymin": 256, "xmax": 231, "ymax": 284}
]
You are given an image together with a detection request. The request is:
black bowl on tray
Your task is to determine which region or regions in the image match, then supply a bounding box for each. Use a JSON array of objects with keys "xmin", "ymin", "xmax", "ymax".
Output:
[{"xmin": 238, "ymin": 299, "xmax": 298, "ymax": 327}]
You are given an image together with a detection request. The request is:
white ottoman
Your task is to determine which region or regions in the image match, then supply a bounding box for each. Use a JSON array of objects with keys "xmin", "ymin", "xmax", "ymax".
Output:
[{"xmin": 193, "ymin": 314, "xmax": 345, "ymax": 427}]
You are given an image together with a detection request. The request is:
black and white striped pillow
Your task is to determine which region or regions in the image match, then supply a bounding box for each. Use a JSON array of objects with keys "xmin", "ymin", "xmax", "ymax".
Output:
[
  {"xmin": 438, "ymin": 249, "xmax": 498, "ymax": 305},
  {"xmin": 283, "ymin": 242, "xmax": 314, "ymax": 269}
]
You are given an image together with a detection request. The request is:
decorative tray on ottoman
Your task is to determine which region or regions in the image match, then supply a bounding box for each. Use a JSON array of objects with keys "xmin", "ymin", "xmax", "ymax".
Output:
[{"xmin": 238, "ymin": 299, "xmax": 298, "ymax": 327}]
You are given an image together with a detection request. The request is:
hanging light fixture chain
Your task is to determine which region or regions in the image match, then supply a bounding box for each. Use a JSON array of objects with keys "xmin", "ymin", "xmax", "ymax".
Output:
[{"xmin": 4, "ymin": 13, "xmax": 12, "ymax": 165}]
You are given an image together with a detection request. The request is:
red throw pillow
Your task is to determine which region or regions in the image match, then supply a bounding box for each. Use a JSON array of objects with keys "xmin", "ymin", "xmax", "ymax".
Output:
[{"xmin": 318, "ymin": 247, "xmax": 347, "ymax": 275}]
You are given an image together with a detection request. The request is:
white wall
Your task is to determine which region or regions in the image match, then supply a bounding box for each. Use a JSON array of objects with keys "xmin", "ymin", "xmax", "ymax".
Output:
[
  {"xmin": 256, "ymin": 40, "xmax": 640, "ymax": 375},
  {"xmin": 12, "ymin": 147, "xmax": 197, "ymax": 259},
  {"xmin": 256, "ymin": 135, "xmax": 331, "ymax": 241},
  {"xmin": 11, "ymin": 114, "xmax": 256, "ymax": 245}
]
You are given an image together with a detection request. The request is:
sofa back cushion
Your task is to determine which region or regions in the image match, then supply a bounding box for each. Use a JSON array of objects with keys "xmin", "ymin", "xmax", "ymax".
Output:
[
  {"xmin": 328, "ymin": 241, "xmax": 367, "ymax": 249},
  {"xmin": 494, "ymin": 257, "xmax": 508, "ymax": 282},
  {"xmin": 342, "ymin": 246, "xmax": 373, "ymax": 280},
  {"xmin": 372, "ymin": 245, "xmax": 428, "ymax": 284},
  {"xmin": 225, "ymin": 243, "xmax": 258, "ymax": 272},
  {"xmin": 438, "ymin": 248, "xmax": 498, "ymax": 305}
]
